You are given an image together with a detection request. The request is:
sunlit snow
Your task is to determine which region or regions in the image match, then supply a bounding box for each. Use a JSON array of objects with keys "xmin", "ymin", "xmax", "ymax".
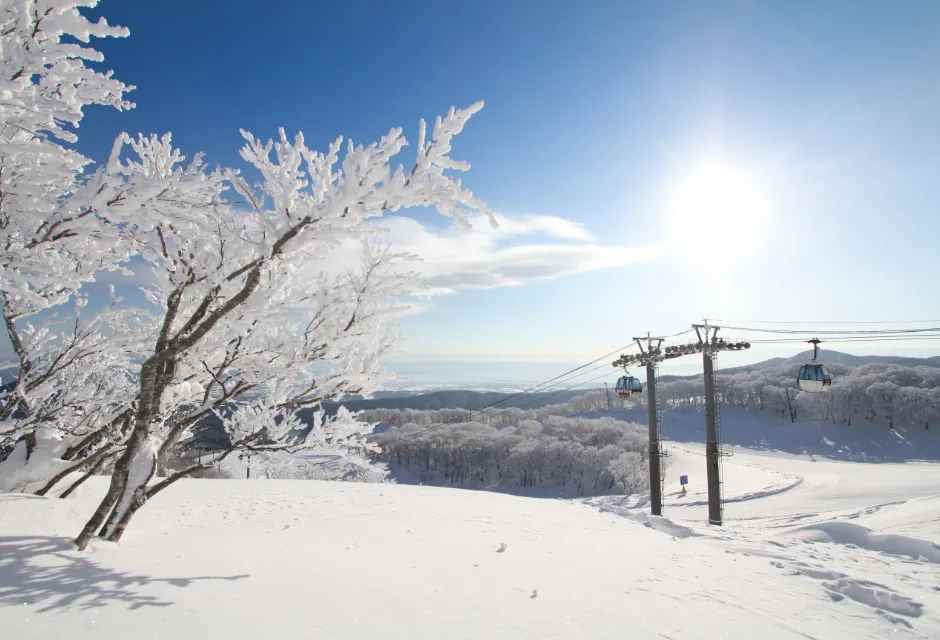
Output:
[{"xmin": 2, "ymin": 407, "xmax": 938, "ymax": 639}]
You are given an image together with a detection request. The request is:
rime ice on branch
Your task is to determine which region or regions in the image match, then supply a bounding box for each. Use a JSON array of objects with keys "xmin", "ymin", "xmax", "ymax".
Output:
[
  {"xmin": 75, "ymin": 102, "xmax": 493, "ymax": 548},
  {"xmin": 0, "ymin": 2, "xmax": 495, "ymax": 549}
]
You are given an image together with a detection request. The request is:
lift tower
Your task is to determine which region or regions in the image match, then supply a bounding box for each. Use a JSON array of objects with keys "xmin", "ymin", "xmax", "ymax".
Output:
[
  {"xmin": 613, "ymin": 336, "xmax": 683, "ymax": 517},
  {"xmin": 693, "ymin": 322, "xmax": 751, "ymax": 525},
  {"xmin": 613, "ymin": 327, "xmax": 751, "ymax": 521}
]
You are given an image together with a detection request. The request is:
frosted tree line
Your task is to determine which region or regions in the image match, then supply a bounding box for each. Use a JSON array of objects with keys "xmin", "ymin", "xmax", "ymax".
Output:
[
  {"xmin": 657, "ymin": 363, "xmax": 940, "ymax": 429},
  {"xmin": 0, "ymin": 1, "xmax": 491, "ymax": 549},
  {"xmin": 370, "ymin": 416, "xmax": 650, "ymax": 496},
  {"xmin": 359, "ymin": 361, "xmax": 940, "ymax": 498},
  {"xmin": 364, "ymin": 362, "xmax": 940, "ymax": 432},
  {"xmin": 359, "ymin": 391, "xmax": 632, "ymax": 427}
]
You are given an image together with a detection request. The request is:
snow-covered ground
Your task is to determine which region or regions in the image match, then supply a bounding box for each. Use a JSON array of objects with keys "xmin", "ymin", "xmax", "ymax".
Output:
[{"xmin": 2, "ymin": 407, "xmax": 939, "ymax": 639}]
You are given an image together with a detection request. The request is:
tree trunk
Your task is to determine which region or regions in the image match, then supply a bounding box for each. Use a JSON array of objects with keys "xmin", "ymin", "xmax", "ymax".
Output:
[
  {"xmin": 108, "ymin": 446, "xmax": 239, "ymax": 540},
  {"xmin": 1, "ymin": 296, "xmax": 32, "ymax": 420},
  {"xmin": 35, "ymin": 444, "xmax": 116, "ymax": 497},
  {"xmin": 62, "ymin": 410, "xmax": 133, "ymax": 463},
  {"xmin": 76, "ymin": 355, "xmax": 167, "ymax": 549},
  {"xmin": 99, "ymin": 448, "xmax": 157, "ymax": 540},
  {"xmin": 105, "ymin": 491, "xmax": 154, "ymax": 543},
  {"xmin": 103, "ymin": 478, "xmax": 165, "ymax": 543},
  {"xmin": 60, "ymin": 455, "xmax": 110, "ymax": 499},
  {"xmin": 22, "ymin": 430, "xmax": 37, "ymax": 461},
  {"xmin": 74, "ymin": 476, "xmax": 123, "ymax": 550},
  {"xmin": 75, "ymin": 404, "xmax": 155, "ymax": 549}
]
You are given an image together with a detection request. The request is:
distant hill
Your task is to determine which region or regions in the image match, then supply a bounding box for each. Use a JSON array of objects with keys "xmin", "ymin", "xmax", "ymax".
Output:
[
  {"xmin": 717, "ymin": 349, "xmax": 940, "ymax": 375},
  {"xmin": 6, "ymin": 348, "xmax": 940, "ymax": 451},
  {"xmin": 185, "ymin": 387, "xmax": 611, "ymax": 450},
  {"xmin": 318, "ymin": 352, "xmax": 940, "ymax": 413},
  {"xmin": 322, "ymin": 388, "xmax": 599, "ymax": 413}
]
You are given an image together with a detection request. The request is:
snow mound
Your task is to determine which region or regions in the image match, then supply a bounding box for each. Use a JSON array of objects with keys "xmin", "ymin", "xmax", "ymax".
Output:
[
  {"xmin": 823, "ymin": 577, "xmax": 923, "ymax": 620},
  {"xmin": 770, "ymin": 557, "xmax": 926, "ymax": 627},
  {"xmin": 789, "ymin": 521, "xmax": 940, "ymax": 563},
  {"xmin": 786, "ymin": 560, "xmax": 846, "ymax": 581},
  {"xmin": 642, "ymin": 516, "xmax": 699, "ymax": 538},
  {"xmin": 596, "ymin": 503, "xmax": 700, "ymax": 538}
]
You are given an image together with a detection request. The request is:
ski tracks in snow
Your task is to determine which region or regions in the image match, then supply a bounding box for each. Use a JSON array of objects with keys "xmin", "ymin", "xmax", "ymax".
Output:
[
  {"xmin": 587, "ymin": 445, "xmax": 940, "ymax": 635},
  {"xmin": 726, "ymin": 507, "xmax": 940, "ymax": 633}
]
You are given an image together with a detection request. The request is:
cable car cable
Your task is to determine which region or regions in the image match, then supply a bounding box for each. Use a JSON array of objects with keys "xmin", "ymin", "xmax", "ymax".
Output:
[
  {"xmin": 721, "ymin": 324, "xmax": 940, "ymax": 336},
  {"xmin": 716, "ymin": 318, "xmax": 940, "ymax": 325},
  {"xmin": 463, "ymin": 342, "xmax": 641, "ymax": 415}
]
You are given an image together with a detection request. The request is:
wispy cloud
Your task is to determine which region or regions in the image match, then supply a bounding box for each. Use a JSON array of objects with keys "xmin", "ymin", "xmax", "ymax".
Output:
[
  {"xmin": 372, "ymin": 212, "xmax": 658, "ymax": 295},
  {"xmin": 486, "ymin": 213, "xmax": 595, "ymax": 241},
  {"xmin": 88, "ymin": 213, "xmax": 657, "ymax": 322}
]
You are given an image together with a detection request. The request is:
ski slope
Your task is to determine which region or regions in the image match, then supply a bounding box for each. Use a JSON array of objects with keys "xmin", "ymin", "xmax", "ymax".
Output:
[{"xmin": 2, "ymin": 407, "xmax": 939, "ymax": 639}]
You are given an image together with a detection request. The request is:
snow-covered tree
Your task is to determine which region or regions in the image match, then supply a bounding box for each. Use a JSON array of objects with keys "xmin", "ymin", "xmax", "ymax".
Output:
[
  {"xmin": 0, "ymin": 289, "xmax": 148, "ymax": 494},
  {"xmin": 608, "ymin": 450, "xmax": 646, "ymax": 494},
  {"xmin": 73, "ymin": 101, "xmax": 494, "ymax": 549},
  {"xmin": 649, "ymin": 362, "xmax": 940, "ymax": 429},
  {"xmin": 0, "ymin": 0, "xmax": 158, "ymax": 493},
  {"xmin": 0, "ymin": 0, "xmax": 137, "ymax": 324},
  {"xmin": 0, "ymin": 1, "xmax": 498, "ymax": 549}
]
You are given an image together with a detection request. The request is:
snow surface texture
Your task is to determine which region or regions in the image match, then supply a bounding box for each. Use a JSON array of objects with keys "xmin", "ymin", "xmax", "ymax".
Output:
[
  {"xmin": 2, "ymin": 407, "xmax": 940, "ymax": 639},
  {"xmin": 597, "ymin": 404, "xmax": 940, "ymax": 463}
]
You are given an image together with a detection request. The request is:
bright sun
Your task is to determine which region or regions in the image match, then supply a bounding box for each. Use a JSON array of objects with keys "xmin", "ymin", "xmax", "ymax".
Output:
[{"xmin": 664, "ymin": 162, "xmax": 769, "ymax": 264}]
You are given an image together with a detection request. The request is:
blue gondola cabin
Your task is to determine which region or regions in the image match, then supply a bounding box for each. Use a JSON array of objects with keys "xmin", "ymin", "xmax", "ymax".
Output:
[
  {"xmin": 615, "ymin": 376, "xmax": 643, "ymax": 399},
  {"xmin": 797, "ymin": 364, "xmax": 831, "ymax": 393}
]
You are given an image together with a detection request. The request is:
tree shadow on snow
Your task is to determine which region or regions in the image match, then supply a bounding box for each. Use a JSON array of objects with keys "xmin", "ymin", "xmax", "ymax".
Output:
[
  {"xmin": 0, "ymin": 536, "xmax": 249, "ymax": 612},
  {"xmin": 582, "ymin": 406, "xmax": 940, "ymax": 464}
]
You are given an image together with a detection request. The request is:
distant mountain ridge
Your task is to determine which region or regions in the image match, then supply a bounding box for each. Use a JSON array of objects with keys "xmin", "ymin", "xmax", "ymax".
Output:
[
  {"xmin": 5, "ymin": 350, "xmax": 938, "ymax": 422},
  {"xmin": 323, "ymin": 388, "xmax": 595, "ymax": 413},
  {"xmin": 717, "ymin": 349, "xmax": 940, "ymax": 375},
  {"xmin": 328, "ymin": 350, "xmax": 940, "ymax": 413}
]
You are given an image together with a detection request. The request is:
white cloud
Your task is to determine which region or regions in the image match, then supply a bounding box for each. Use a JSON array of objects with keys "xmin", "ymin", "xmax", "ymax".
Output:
[
  {"xmin": 86, "ymin": 213, "xmax": 656, "ymax": 322},
  {"xmin": 94, "ymin": 213, "xmax": 651, "ymax": 302},
  {"xmin": 486, "ymin": 213, "xmax": 595, "ymax": 241},
  {"xmin": 369, "ymin": 211, "xmax": 659, "ymax": 295}
]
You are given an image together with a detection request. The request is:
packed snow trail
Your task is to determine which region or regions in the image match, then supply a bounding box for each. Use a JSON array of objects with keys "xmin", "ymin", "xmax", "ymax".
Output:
[
  {"xmin": 0, "ymin": 465, "xmax": 937, "ymax": 639},
  {"xmin": 2, "ymin": 407, "xmax": 940, "ymax": 639},
  {"xmin": 586, "ymin": 407, "xmax": 940, "ymax": 639},
  {"xmin": 662, "ymin": 441, "xmax": 940, "ymax": 537}
]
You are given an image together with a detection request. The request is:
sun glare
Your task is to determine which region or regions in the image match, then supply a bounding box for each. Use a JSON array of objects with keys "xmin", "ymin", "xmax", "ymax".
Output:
[{"xmin": 664, "ymin": 162, "xmax": 769, "ymax": 264}]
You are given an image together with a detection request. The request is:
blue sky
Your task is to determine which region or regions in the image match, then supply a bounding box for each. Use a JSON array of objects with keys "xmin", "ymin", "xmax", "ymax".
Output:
[{"xmin": 23, "ymin": 0, "xmax": 940, "ymax": 384}]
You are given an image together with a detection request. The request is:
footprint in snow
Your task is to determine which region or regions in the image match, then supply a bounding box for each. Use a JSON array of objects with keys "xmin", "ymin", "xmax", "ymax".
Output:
[{"xmin": 496, "ymin": 543, "xmax": 507, "ymax": 553}]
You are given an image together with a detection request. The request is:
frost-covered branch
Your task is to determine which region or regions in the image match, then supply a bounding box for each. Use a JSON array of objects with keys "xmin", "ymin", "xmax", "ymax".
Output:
[{"xmin": 75, "ymin": 99, "xmax": 492, "ymax": 549}]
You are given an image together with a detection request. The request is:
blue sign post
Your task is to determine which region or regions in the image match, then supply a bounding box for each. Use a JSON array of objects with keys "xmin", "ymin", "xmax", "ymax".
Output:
[{"xmin": 679, "ymin": 475, "xmax": 688, "ymax": 494}]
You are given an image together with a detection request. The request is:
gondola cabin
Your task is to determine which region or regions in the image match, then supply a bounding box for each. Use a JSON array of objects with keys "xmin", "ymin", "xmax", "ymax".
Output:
[
  {"xmin": 797, "ymin": 364, "xmax": 831, "ymax": 393},
  {"xmin": 615, "ymin": 376, "xmax": 643, "ymax": 399}
]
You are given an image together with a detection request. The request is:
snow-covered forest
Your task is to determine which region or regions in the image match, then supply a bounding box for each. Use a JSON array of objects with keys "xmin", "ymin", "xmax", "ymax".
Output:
[
  {"xmin": 363, "ymin": 362, "xmax": 940, "ymax": 431},
  {"xmin": 666, "ymin": 363, "xmax": 940, "ymax": 429},
  {"xmin": 371, "ymin": 416, "xmax": 650, "ymax": 496},
  {"xmin": 357, "ymin": 361, "xmax": 940, "ymax": 496}
]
